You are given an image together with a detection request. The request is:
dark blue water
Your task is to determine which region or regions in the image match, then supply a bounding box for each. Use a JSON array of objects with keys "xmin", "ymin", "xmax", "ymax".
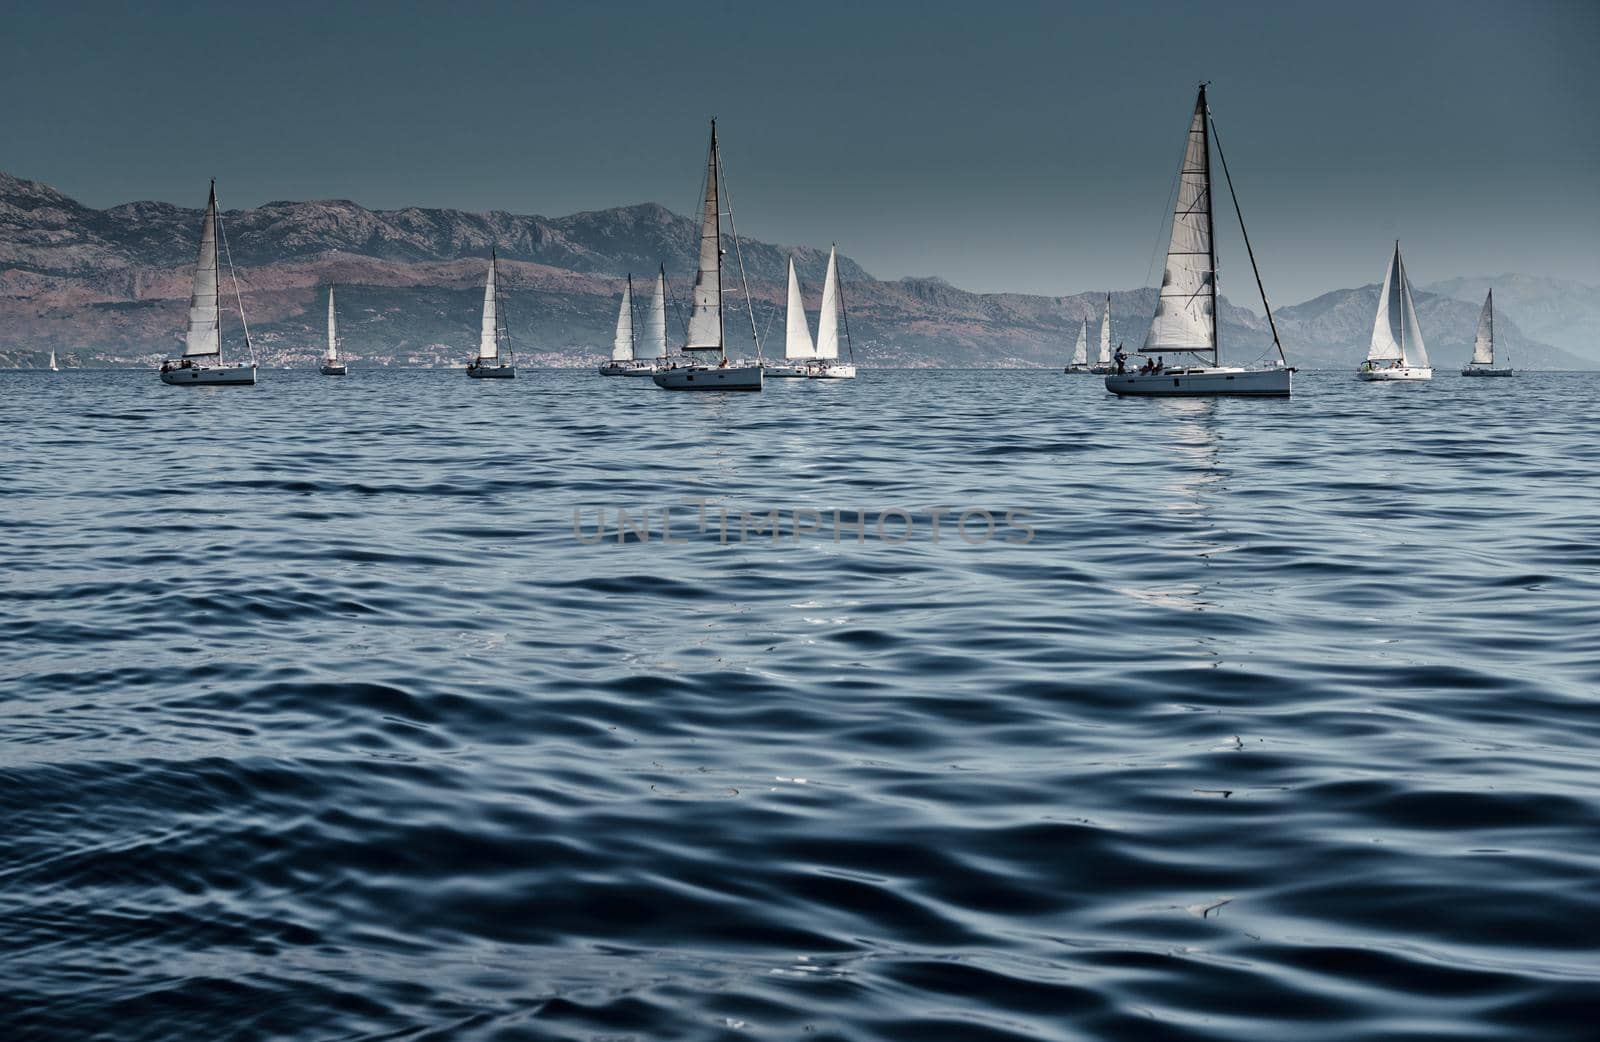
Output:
[{"xmin": 4, "ymin": 368, "xmax": 1599, "ymax": 1041}]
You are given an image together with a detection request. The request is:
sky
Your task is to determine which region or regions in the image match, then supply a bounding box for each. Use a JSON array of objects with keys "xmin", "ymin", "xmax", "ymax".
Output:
[{"xmin": 3, "ymin": 0, "xmax": 1597, "ymax": 303}]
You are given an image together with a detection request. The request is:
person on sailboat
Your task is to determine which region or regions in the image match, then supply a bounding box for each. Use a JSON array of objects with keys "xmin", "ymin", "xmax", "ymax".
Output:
[{"xmin": 1115, "ymin": 346, "xmax": 1128, "ymax": 374}]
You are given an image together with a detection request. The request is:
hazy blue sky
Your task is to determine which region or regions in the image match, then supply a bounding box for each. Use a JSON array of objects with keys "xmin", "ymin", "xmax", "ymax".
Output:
[{"xmin": 3, "ymin": 0, "xmax": 1596, "ymax": 302}]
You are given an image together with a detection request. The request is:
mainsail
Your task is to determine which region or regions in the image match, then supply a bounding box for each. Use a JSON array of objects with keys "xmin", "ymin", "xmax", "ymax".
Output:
[
  {"xmin": 1368, "ymin": 242, "xmax": 1428, "ymax": 367},
  {"xmin": 643, "ymin": 267, "xmax": 667, "ymax": 360},
  {"xmin": 1098, "ymin": 295, "xmax": 1112, "ymax": 365},
  {"xmin": 479, "ymin": 252, "xmax": 501, "ymax": 361},
  {"xmin": 785, "ymin": 258, "xmax": 815, "ymax": 360},
  {"xmin": 816, "ymin": 247, "xmax": 841, "ymax": 360},
  {"xmin": 1143, "ymin": 88, "xmax": 1216, "ymax": 358},
  {"xmin": 612, "ymin": 276, "xmax": 635, "ymax": 361},
  {"xmin": 685, "ymin": 122, "xmax": 723, "ymax": 352},
  {"xmin": 326, "ymin": 287, "xmax": 338, "ymax": 362},
  {"xmin": 184, "ymin": 182, "xmax": 221, "ymax": 357},
  {"xmin": 1071, "ymin": 317, "xmax": 1088, "ymax": 366},
  {"xmin": 1471, "ymin": 290, "xmax": 1494, "ymax": 366}
]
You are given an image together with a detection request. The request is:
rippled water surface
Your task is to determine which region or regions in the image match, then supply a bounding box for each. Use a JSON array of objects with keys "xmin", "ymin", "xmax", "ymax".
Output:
[{"xmin": 4, "ymin": 368, "xmax": 1599, "ymax": 1041}]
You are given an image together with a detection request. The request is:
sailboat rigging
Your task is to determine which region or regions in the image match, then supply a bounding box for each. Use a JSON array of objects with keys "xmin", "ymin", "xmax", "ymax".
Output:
[
  {"xmin": 1105, "ymin": 84, "xmax": 1293, "ymax": 397},
  {"xmin": 653, "ymin": 120, "xmax": 764, "ymax": 391},
  {"xmin": 1461, "ymin": 288, "xmax": 1513, "ymax": 377},
  {"xmin": 158, "ymin": 180, "xmax": 258, "ymax": 386},
  {"xmin": 1358, "ymin": 241, "xmax": 1433, "ymax": 381},
  {"xmin": 320, "ymin": 286, "xmax": 347, "ymax": 376},
  {"xmin": 466, "ymin": 249, "xmax": 515, "ymax": 379}
]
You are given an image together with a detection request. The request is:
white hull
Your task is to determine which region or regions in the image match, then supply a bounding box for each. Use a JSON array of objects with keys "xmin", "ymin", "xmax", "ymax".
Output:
[
  {"xmin": 653, "ymin": 364, "xmax": 764, "ymax": 391},
  {"xmin": 599, "ymin": 361, "xmax": 658, "ymax": 377},
  {"xmin": 1357, "ymin": 365, "xmax": 1432, "ymax": 381},
  {"xmin": 159, "ymin": 361, "xmax": 257, "ymax": 386},
  {"xmin": 467, "ymin": 363, "xmax": 516, "ymax": 379},
  {"xmin": 1105, "ymin": 366, "xmax": 1291, "ymax": 397},
  {"xmin": 1461, "ymin": 366, "xmax": 1513, "ymax": 377},
  {"xmin": 1063, "ymin": 365, "xmax": 1094, "ymax": 374},
  {"xmin": 320, "ymin": 363, "xmax": 347, "ymax": 376},
  {"xmin": 808, "ymin": 363, "xmax": 856, "ymax": 379},
  {"xmin": 765, "ymin": 363, "xmax": 811, "ymax": 378}
]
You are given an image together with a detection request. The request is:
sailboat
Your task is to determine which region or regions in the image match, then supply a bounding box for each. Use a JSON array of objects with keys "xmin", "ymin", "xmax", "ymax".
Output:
[
  {"xmin": 48, "ymin": 348, "xmax": 59, "ymax": 372},
  {"xmin": 1358, "ymin": 241, "xmax": 1432, "ymax": 381},
  {"xmin": 653, "ymin": 120, "xmax": 764, "ymax": 391},
  {"xmin": 1461, "ymin": 289, "xmax": 1512, "ymax": 377},
  {"xmin": 1064, "ymin": 314, "xmax": 1090, "ymax": 373},
  {"xmin": 320, "ymin": 286, "xmax": 347, "ymax": 376},
  {"xmin": 1106, "ymin": 85, "xmax": 1293, "ymax": 397},
  {"xmin": 466, "ymin": 249, "xmax": 515, "ymax": 378},
  {"xmin": 766, "ymin": 257, "xmax": 815, "ymax": 378},
  {"xmin": 808, "ymin": 245, "xmax": 856, "ymax": 379},
  {"xmin": 159, "ymin": 180, "xmax": 258, "ymax": 386},
  {"xmin": 599, "ymin": 274, "xmax": 655, "ymax": 375},
  {"xmin": 1089, "ymin": 294, "xmax": 1116, "ymax": 374}
]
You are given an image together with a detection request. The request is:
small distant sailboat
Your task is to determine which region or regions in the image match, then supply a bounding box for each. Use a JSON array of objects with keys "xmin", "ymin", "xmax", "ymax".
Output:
[
  {"xmin": 654, "ymin": 120, "xmax": 764, "ymax": 391},
  {"xmin": 1358, "ymin": 241, "xmax": 1432, "ymax": 381},
  {"xmin": 599, "ymin": 274, "xmax": 656, "ymax": 376},
  {"xmin": 320, "ymin": 286, "xmax": 347, "ymax": 376},
  {"xmin": 808, "ymin": 245, "xmax": 856, "ymax": 379},
  {"xmin": 48, "ymin": 348, "xmax": 59, "ymax": 372},
  {"xmin": 1089, "ymin": 294, "xmax": 1116, "ymax": 374},
  {"xmin": 466, "ymin": 249, "xmax": 515, "ymax": 379},
  {"xmin": 1064, "ymin": 314, "xmax": 1090, "ymax": 373},
  {"xmin": 766, "ymin": 257, "xmax": 815, "ymax": 378},
  {"xmin": 159, "ymin": 180, "xmax": 258, "ymax": 386},
  {"xmin": 1105, "ymin": 85, "xmax": 1293, "ymax": 397},
  {"xmin": 1461, "ymin": 289, "xmax": 1513, "ymax": 377}
]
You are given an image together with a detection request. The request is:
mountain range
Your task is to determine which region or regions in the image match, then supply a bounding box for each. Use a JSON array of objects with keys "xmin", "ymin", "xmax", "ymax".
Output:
[{"xmin": 2, "ymin": 170, "xmax": 1593, "ymax": 370}]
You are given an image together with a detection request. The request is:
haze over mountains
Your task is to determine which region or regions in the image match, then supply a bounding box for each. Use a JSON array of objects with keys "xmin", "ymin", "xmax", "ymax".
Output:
[{"xmin": 2, "ymin": 170, "xmax": 1593, "ymax": 370}]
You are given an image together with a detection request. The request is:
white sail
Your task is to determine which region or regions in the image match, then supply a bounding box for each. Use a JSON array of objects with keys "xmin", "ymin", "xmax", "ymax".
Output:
[
  {"xmin": 643, "ymin": 268, "xmax": 667, "ymax": 360},
  {"xmin": 184, "ymin": 183, "xmax": 221, "ymax": 357},
  {"xmin": 1098, "ymin": 295, "xmax": 1112, "ymax": 365},
  {"xmin": 479, "ymin": 254, "xmax": 500, "ymax": 360},
  {"xmin": 1368, "ymin": 242, "xmax": 1427, "ymax": 366},
  {"xmin": 1144, "ymin": 91, "xmax": 1216, "ymax": 357},
  {"xmin": 1471, "ymin": 289, "xmax": 1494, "ymax": 365},
  {"xmin": 1071, "ymin": 317, "xmax": 1088, "ymax": 366},
  {"xmin": 785, "ymin": 258, "xmax": 816, "ymax": 360},
  {"xmin": 325, "ymin": 287, "xmax": 338, "ymax": 362},
  {"xmin": 816, "ymin": 246, "xmax": 840, "ymax": 360},
  {"xmin": 49, "ymin": 349, "xmax": 58, "ymax": 371},
  {"xmin": 612, "ymin": 277, "xmax": 635, "ymax": 361},
  {"xmin": 685, "ymin": 124, "xmax": 722, "ymax": 351}
]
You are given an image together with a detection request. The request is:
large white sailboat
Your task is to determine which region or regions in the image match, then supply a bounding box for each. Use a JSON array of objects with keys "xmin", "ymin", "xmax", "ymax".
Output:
[
  {"xmin": 599, "ymin": 274, "xmax": 656, "ymax": 376},
  {"xmin": 320, "ymin": 286, "xmax": 347, "ymax": 376},
  {"xmin": 1358, "ymin": 242, "xmax": 1432, "ymax": 381},
  {"xmin": 653, "ymin": 121, "xmax": 764, "ymax": 392},
  {"xmin": 159, "ymin": 181, "xmax": 258, "ymax": 386},
  {"xmin": 466, "ymin": 250, "xmax": 515, "ymax": 379},
  {"xmin": 1461, "ymin": 289, "xmax": 1512, "ymax": 377},
  {"xmin": 808, "ymin": 245, "xmax": 856, "ymax": 379},
  {"xmin": 767, "ymin": 257, "xmax": 815, "ymax": 378},
  {"xmin": 1065, "ymin": 315, "xmax": 1090, "ymax": 373},
  {"xmin": 1105, "ymin": 85, "xmax": 1293, "ymax": 397}
]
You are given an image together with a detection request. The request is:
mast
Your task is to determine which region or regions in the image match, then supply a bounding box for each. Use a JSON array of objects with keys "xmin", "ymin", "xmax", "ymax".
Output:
[
  {"xmin": 1209, "ymin": 102, "xmax": 1288, "ymax": 366},
  {"xmin": 1200, "ymin": 84, "xmax": 1218, "ymax": 360},
  {"xmin": 646, "ymin": 264, "xmax": 668, "ymax": 360},
  {"xmin": 1398, "ymin": 243, "xmax": 1405, "ymax": 361},
  {"xmin": 684, "ymin": 120, "xmax": 724, "ymax": 356},
  {"xmin": 326, "ymin": 286, "xmax": 338, "ymax": 362},
  {"xmin": 817, "ymin": 246, "xmax": 841, "ymax": 361}
]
